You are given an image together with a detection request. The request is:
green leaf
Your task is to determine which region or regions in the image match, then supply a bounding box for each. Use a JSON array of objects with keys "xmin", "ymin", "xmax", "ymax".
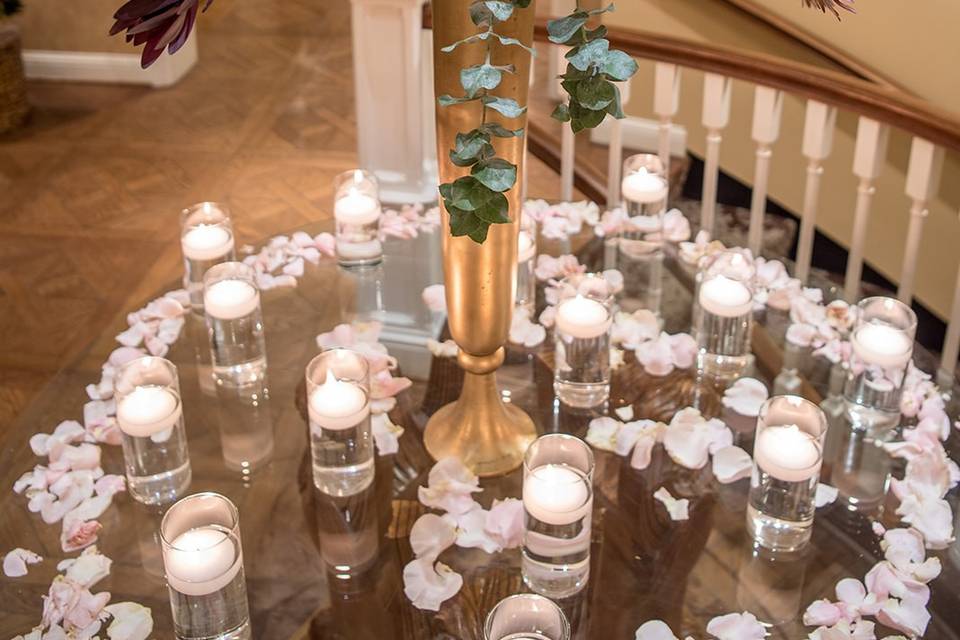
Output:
[
  {"xmin": 605, "ymin": 82, "xmax": 624, "ymax": 118},
  {"xmin": 469, "ymin": 1, "xmax": 493, "ymax": 26},
  {"xmin": 546, "ymin": 11, "xmax": 588, "ymax": 44},
  {"xmin": 551, "ymin": 103, "xmax": 571, "ymax": 122},
  {"xmin": 472, "ymin": 190, "xmax": 510, "ymax": 225},
  {"xmin": 481, "ymin": 123, "xmax": 524, "ymax": 137},
  {"xmin": 450, "ymin": 130, "xmax": 493, "ymax": 167},
  {"xmin": 576, "ymin": 76, "xmax": 615, "ymax": 110},
  {"xmin": 441, "ymin": 31, "xmax": 491, "ymax": 53},
  {"xmin": 584, "ymin": 25, "xmax": 607, "ymax": 42},
  {"xmin": 484, "ymin": 0, "xmax": 514, "ymax": 21},
  {"xmin": 570, "ymin": 101, "xmax": 607, "ymax": 133},
  {"xmin": 513, "ymin": 0, "xmax": 532, "ymax": 7},
  {"xmin": 472, "ymin": 158, "xmax": 517, "ymax": 192},
  {"xmin": 439, "ymin": 182, "xmax": 454, "ymax": 201},
  {"xmin": 443, "ymin": 176, "xmax": 492, "ymax": 212},
  {"xmin": 461, "ymin": 64, "xmax": 503, "ymax": 97},
  {"xmin": 560, "ymin": 78, "xmax": 580, "ymax": 97},
  {"xmin": 567, "ymin": 38, "xmax": 610, "ymax": 71},
  {"xmin": 602, "ymin": 49, "xmax": 638, "ymax": 81},
  {"xmin": 482, "ymin": 96, "xmax": 526, "ymax": 118},
  {"xmin": 493, "ymin": 33, "xmax": 535, "ymax": 54},
  {"xmin": 438, "ymin": 94, "xmax": 480, "ymax": 107},
  {"xmin": 448, "ymin": 206, "xmax": 490, "ymax": 243}
]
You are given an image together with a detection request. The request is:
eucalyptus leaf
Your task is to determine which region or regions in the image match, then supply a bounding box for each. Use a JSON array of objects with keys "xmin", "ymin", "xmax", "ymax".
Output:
[
  {"xmin": 482, "ymin": 96, "xmax": 526, "ymax": 118},
  {"xmin": 566, "ymin": 38, "xmax": 610, "ymax": 72},
  {"xmin": 461, "ymin": 64, "xmax": 503, "ymax": 97},
  {"xmin": 439, "ymin": 94, "xmax": 480, "ymax": 107},
  {"xmin": 448, "ymin": 206, "xmax": 490, "ymax": 243},
  {"xmin": 493, "ymin": 33, "xmax": 535, "ymax": 54},
  {"xmin": 481, "ymin": 123, "xmax": 524, "ymax": 137},
  {"xmin": 444, "ymin": 176, "xmax": 503, "ymax": 213},
  {"xmin": 469, "ymin": 2, "xmax": 493, "ymax": 26},
  {"xmin": 484, "ymin": 0, "xmax": 514, "ymax": 21},
  {"xmin": 602, "ymin": 50, "xmax": 638, "ymax": 81},
  {"xmin": 551, "ymin": 103, "xmax": 571, "ymax": 122},
  {"xmin": 441, "ymin": 30, "xmax": 491, "ymax": 53},
  {"xmin": 450, "ymin": 130, "xmax": 493, "ymax": 167},
  {"xmin": 576, "ymin": 77, "xmax": 615, "ymax": 110},
  {"xmin": 605, "ymin": 82, "xmax": 624, "ymax": 118},
  {"xmin": 547, "ymin": 11, "xmax": 588, "ymax": 44},
  {"xmin": 513, "ymin": 0, "xmax": 532, "ymax": 7},
  {"xmin": 570, "ymin": 101, "xmax": 606, "ymax": 133},
  {"xmin": 472, "ymin": 191, "xmax": 510, "ymax": 225},
  {"xmin": 472, "ymin": 158, "xmax": 517, "ymax": 192},
  {"xmin": 584, "ymin": 25, "xmax": 607, "ymax": 42}
]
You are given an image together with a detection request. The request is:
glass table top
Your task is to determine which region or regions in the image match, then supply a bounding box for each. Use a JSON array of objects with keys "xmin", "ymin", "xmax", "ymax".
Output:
[{"xmin": 2, "ymin": 217, "xmax": 959, "ymax": 639}]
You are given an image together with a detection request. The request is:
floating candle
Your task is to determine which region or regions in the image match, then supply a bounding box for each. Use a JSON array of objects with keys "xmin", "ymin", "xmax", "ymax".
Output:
[
  {"xmin": 852, "ymin": 323, "xmax": 913, "ymax": 369},
  {"xmin": 754, "ymin": 423, "xmax": 822, "ymax": 483},
  {"xmin": 334, "ymin": 188, "xmax": 381, "ymax": 226},
  {"xmin": 181, "ymin": 224, "xmax": 234, "ymax": 261},
  {"xmin": 116, "ymin": 386, "xmax": 182, "ymax": 438},
  {"xmin": 555, "ymin": 295, "xmax": 610, "ymax": 340},
  {"xmin": 204, "ymin": 279, "xmax": 260, "ymax": 320},
  {"xmin": 699, "ymin": 275, "xmax": 753, "ymax": 317},
  {"xmin": 164, "ymin": 526, "xmax": 241, "ymax": 597},
  {"xmin": 308, "ymin": 370, "xmax": 370, "ymax": 430},
  {"xmin": 523, "ymin": 463, "xmax": 591, "ymax": 525},
  {"xmin": 621, "ymin": 167, "xmax": 668, "ymax": 204}
]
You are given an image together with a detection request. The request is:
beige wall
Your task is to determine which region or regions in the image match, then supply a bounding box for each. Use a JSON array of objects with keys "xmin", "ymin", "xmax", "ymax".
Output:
[
  {"xmin": 608, "ymin": 0, "xmax": 960, "ymax": 321},
  {"xmin": 15, "ymin": 0, "xmax": 130, "ymax": 53}
]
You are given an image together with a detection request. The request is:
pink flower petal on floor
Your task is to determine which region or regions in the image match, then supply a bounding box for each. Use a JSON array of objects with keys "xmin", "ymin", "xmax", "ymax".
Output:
[
  {"xmin": 803, "ymin": 599, "xmax": 842, "ymax": 627},
  {"xmin": 61, "ymin": 546, "xmax": 112, "ymax": 589},
  {"xmin": 418, "ymin": 458, "xmax": 481, "ymax": 515},
  {"xmin": 509, "ymin": 310, "xmax": 547, "ymax": 348},
  {"xmin": 409, "ymin": 513, "xmax": 457, "ymax": 561},
  {"xmin": 786, "ymin": 323, "xmax": 817, "ymax": 347},
  {"xmin": 586, "ymin": 417, "xmax": 621, "ymax": 452},
  {"xmin": 630, "ymin": 432, "xmax": 660, "ymax": 470},
  {"xmin": 314, "ymin": 233, "xmax": 336, "ymax": 257},
  {"xmin": 816, "ymin": 484, "xmax": 839, "ymax": 508},
  {"xmin": 637, "ymin": 334, "xmax": 675, "ymax": 377},
  {"xmin": 443, "ymin": 507, "xmax": 500, "ymax": 554},
  {"xmin": 616, "ymin": 420, "xmax": 660, "ymax": 457},
  {"xmin": 662, "ymin": 209, "xmax": 692, "ymax": 243},
  {"xmin": 61, "ymin": 519, "xmax": 102, "ymax": 553},
  {"xmin": 50, "ymin": 444, "xmax": 102, "ymax": 472},
  {"xmin": 94, "ymin": 475, "xmax": 126, "ymax": 498},
  {"xmin": 653, "ymin": 487, "xmax": 689, "ymax": 521},
  {"xmin": 402, "ymin": 558, "xmax": 463, "ymax": 611},
  {"xmin": 669, "ymin": 333, "xmax": 697, "ymax": 369},
  {"xmin": 877, "ymin": 597, "xmax": 930, "ymax": 638},
  {"xmin": 635, "ymin": 620, "xmax": 680, "ymax": 640},
  {"xmin": 371, "ymin": 413, "xmax": 403, "ymax": 455},
  {"xmin": 108, "ymin": 347, "xmax": 145, "ymax": 368},
  {"xmin": 611, "ymin": 309, "xmax": 659, "ymax": 349},
  {"xmin": 712, "ymin": 446, "xmax": 753, "ymax": 484},
  {"xmin": 721, "ymin": 378, "xmax": 769, "ymax": 417},
  {"xmin": 663, "ymin": 408, "xmax": 712, "ymax": 469},
  {"xmin": 63, "ymin": 589, "xmax": 111, "ymax": 633},
  {"xmin": 422, "ymin": 284, "xmax": 446, "ymax": 312},
  {"xmin": 43, "ymin": 576, "xmax": 83, "ymax": 628},
  {"xmin": 705, "ymin": 611, "xmax": 768, "ymax": 639},
  {"xmin": 103, "ymin": 602, "xmax": 154, "ymax": 640},
  {"xmin": 3, "ymin": 548, "xmax": 42, "ymax": 577},
  {"xmin": 485, "ymin": 499, "xmax": 524, "ymax": 550},
  {"xmin": 370, "ymin": 370, "xmax": 412, "ymax": 400}
]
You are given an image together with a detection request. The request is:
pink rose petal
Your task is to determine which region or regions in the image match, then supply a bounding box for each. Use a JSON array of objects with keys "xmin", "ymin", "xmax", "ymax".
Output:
[
  {"xmin": 3, "ymin": 548, "xmax": 42, "ymax": 578},
  {"xmin": 705, "ymin": 612, "xmax": 768, "ymax": 640},
  {"xmin": 402, "ymin": 558, "xmax": 462, "ymax": 611},
  {"xmin": 422, "ymin": 284, "xmax": 446, "ymax": 313},
  {"xmin": 635, "ymin": 620, "xmax": 679, "ymax": 640},
  {"xmin": 485, "ymin": 498, "xmax": 524, "ymax": 550},
  {"xmin": 712, "ymin": 446, "xmax": 753, "ymax": 484},
  {"xmin": 409, "ymin": 513, "xmax": 457, "ymax": 561}
]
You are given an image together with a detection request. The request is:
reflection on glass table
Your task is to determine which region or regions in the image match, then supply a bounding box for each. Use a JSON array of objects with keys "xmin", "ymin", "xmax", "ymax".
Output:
[{"xmin": 1, "ymin": 220, "xmax": 959, "ymax": 640}]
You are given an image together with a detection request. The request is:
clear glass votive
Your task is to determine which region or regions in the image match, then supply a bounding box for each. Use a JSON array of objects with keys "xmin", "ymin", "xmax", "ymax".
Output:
[
  {"xmin": 115, "ymin": 356, "xmax": 192, "ymax": 505},
  {"xmin": 160, "ymin": 492, "xmax": 250, "ymax": 640},
  {"xmin": 747, "ymin": 396, "xmax": 827, "ymax": 552},
  {"xmin": 516, "ymin": 214, "xmax": 538, "ymax": 317},
  {"xmin": 844, "ymin": 296, "xmax": 916, "ymax": 429},
  {"xmin": 203, "ymin": 262, "xmax": 267, "ymax": 386},
  {"xmin": 334, "ymin": 169, "xmax": 382, "ymax": 268},
  {"xmin": 522, "ymin": 433, "xmax": 595, "ymax": 598},
  {"xmin": 181, "ymin": 202, "xmax": 237, "ymax": 309},
  {"xmin": 553, "ymin": 273, "xmax": 614, "ymax": 408},
  {"xmin": 306, "ymin": 349, "xmax": 375, "ymax": 497},
  {"xmin": 621, "ymin": 153, "xmax": 668, "ymax": 220},
  {"xmin": 484, "ymin": 594, "xmax": 571, "ymax": 640},
  {"xmin": 695, "ymin": 250, "xmax": 755, "ymax": 380}
]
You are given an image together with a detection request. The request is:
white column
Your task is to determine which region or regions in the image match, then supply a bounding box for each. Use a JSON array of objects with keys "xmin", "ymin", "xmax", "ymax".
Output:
[
  {"xmin": 795, "ymin": 101, "xmax": 837, "ymax": 283},
  {"xmin": 546, "ymin": 0, "xmax": 576, "ymax": 101},
  {"xmin": 350, "ymin": 0, "xmax": 437, "ymax": 203},
  {"xmin": 843, "ymin": 117, "xmax": 889, "ymax": 301},
  {"xmin": 653, "ymin": 63, "xmax": 681, "ymax": 176},
  {"xmin": 606, "ymin": 80, "xmax": 632, "ymax": 208},
  {"xmin": 747, "ymin": 86, "xmax": 783, "ymax": 258},
  {"xmin": 700, "ymin": 73, "xmax": 732, "ymax": 239},
  {"xmin": 898, "ymin": 137, "xmax": 944, "ymax": 303},
  {"xmin": 939, "ymin": 249, "xmax": 960, "ymax": 385}
]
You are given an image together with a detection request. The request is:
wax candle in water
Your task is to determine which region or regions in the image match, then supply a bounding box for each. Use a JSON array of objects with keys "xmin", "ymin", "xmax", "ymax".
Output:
[
  {"xmin": 523, "ymin": 464, "xmax": 590, "ymax": 525},
  {"xmin": 334, "ymin": 188, "xmax": 381, "ymax": 225},
  {"xmin": 852, "ymin": 323, "xmax": 912, "ymax": 369},
  {"xmin": 204, "ymin": 279, "xmax": 259, "ymax": 320},
  {"xmin": 117, "ymin": 386, "xmax": 181, "ymax": 438},
  {"xmin": 754, "ymin": 424, "xmax": 821, "ymax": 483},
  {"xmin": 621, "ymin": 167, "xmax": 668, "ymax": 204},
  {"xmin": 182, "ymin": 225, "xmax": 234, "ymax": 261},
  {"xmin": 699, "ymin": 275, "xmax": 753, "ymax": 317},
  {"xmin": 165, "ymin": 526, "xmax": 240, "ymax": 597},
  {"xmin": 308, "ymin": 370, "xmax": 370, "ymax": 430},
  {"xmin": 555, "ymin": 296, "xmax": 609, "ymax": 340}
]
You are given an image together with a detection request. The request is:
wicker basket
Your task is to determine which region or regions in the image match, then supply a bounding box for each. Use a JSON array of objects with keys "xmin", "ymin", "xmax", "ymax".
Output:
[{"xmin": 0, "ymin": 25, "xmax": 29, "ymax": 134}]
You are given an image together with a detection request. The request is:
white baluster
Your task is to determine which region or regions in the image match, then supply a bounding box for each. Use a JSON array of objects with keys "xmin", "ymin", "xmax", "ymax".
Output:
[
  {"xmin": 939, "ymin": 248, "xmax": 960, "ymax": 386},
  {"xmin": 795, "ymin": 101, "xmax": 837, "ymax": 283},
  {"xmin": 606, "ymin": 79, "xmax": 632, "ymax": 208},
  {"xmin": 748, "ymin": 86, "xmax": 783, "ymax": 257},
  {"xmin": 700, "ymin": 73, "xmax": 732, "ymax": 239},
  {"xmin": 898, "ymin": 137, "xmax": 944, "ymax": 303},
  {"xmin": 653, "ymin": 62, "xmax": 681, "ymax": 177},
  {"xmin": 844, "ymin": 117, "xmax": 889, "ymax": 301}
]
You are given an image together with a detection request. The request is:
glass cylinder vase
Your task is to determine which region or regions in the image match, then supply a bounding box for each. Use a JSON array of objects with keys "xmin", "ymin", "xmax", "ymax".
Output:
[
  {"xmin": 695, "ymin": 250, "xmax": 755, "ymax": 380},
  {"xmin": 334, "ymin": 169, "xmax": 382, "ymax": 268},
  {"xmin": 553, "ymin": 273, "xmax": 614, "ymax": 408},
  {"xmin": 515, "ymin": 214, "xmax": 538, "ymax": 317},
  {"xmin": 484, "ymin": 594, "xmax": 571, "ymax": 640},
  {"xmin": 203, "ymin": 262, "xmax": 267, "ymax": 386},
  {"xmin": 181, "ymin": 202, "xmax": 237, "ymax": 310}
]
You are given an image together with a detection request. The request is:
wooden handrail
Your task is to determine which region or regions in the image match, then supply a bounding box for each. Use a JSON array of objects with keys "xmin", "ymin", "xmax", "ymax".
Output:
[{"xmin": 530, "ymin": 18, "xmax": 960, "ymax": 154}]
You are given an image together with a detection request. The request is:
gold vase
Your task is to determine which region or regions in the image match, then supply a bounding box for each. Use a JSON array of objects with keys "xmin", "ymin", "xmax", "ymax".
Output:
[{"xmin": 424, "ymin": 0, "xmax": 537, "ymax": 476}]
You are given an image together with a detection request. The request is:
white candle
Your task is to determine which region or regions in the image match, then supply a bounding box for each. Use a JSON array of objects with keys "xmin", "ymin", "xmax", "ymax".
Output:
[
  {"xmin": 523, "ymin": 464, "xmax": 591, "ymax": 525},
  {"xmin": 117, "ymin": 386, "xmax": 182, "ymax": 438},
  {"xmin": 334, "ymin": 188, "xmax": 381, "ymax": 226},
  {"xmin": 517, "ymin": 230, "xmax": 536, "ymax": 264},
  {"xmin": 164, "ymin": 526, "xmax": 241, "ymax": 597},
  {"xmin": 555, "ymin": 295, "xmax": 610, "ymax": 340},
  {"xmin": 754, "ymin": 424, "xmax": 822, "ymax": 483},
  {"xmin": 621, "ymin": 168, "xmax": 668, "ymax": 204},
  {"xmin": 699, "ymin": 275, "xmax": 753, "ymax": 317},
  {"xmin": 308, "ymin": 370, "xmax": 370, "ymax": 430},
  {"xmin": 204, "ymin": 279, "xmax": 259, "ymax": 320},
  {"xmin": 852, "ymin": 323, "xmax": 913, "ymax": 369},
  {"xmin": 181, "ymin": 224, "xmax": 234, "ymax": 261}
]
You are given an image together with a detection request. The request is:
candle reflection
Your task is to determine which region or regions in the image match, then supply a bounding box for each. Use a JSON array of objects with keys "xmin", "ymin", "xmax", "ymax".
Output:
[
  {"xmin": 735, "ymin": 543, "xmax": 808, "ymax": 626},
  {"xmin": 213, "ymin": 376, "xmax": 275, "ymax": 478}
]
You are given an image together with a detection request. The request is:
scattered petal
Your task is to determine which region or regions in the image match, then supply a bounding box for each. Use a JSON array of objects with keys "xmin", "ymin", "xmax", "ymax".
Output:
[
  {"xmin": 485, "ymin": 499, "xmax": 524, "ymax": 550},
  {"xmin": 418, "ymin": 458, "xmax": 481, "ymax": 515},
  {"xmin": 422, "ymin": 285, "xmax": 446, "ymax": 312},
  {"xmin": 816, "ymin": 484, "xmax": 839, "ymax": 508},
  {"xmin": 721, "ymin": 378, "xmax": 769, "ymax": 417},
  {"xmin": 402, "ymin": 558, "xmax": 462, "ymax": 611},
  {"xmin": 3, "ymin": 548, "xmax": 42, "ymax": 578},
  {"xmin": 586, "ymin": 417, "xmax": 621, "ymax": 452},
  {"xmin": 635, "ymin": 620, "xmax": 680, "ymax": 640},
  {"xmin": 712, "ymin": 446, "xmax": 753, "ymax": 484},
  {"xmin": 705, "ymin": 611, "xmax": 768, "ymax": 639},
  {"xmin": 409, "ymin": 514, "xmax": 457, "ymax": 561},
  {"xmin": 103, "ymin": 602, "xmax": 153, "ymax": 640},
  {"xmin": 653, "ymin": 487, "xmax": 689, "ymax": 521}
]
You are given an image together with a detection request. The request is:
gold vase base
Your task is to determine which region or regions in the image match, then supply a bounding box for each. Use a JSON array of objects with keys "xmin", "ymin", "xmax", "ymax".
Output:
[{"xmin": 423, "ymin": 370, "xmax": 537, "ymax": 477}]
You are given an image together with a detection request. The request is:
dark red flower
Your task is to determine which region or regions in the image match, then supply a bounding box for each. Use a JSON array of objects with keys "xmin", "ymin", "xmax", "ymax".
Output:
[{"xmin": 110, "ymin": 0, "xmax": 214, "ymax": 68}]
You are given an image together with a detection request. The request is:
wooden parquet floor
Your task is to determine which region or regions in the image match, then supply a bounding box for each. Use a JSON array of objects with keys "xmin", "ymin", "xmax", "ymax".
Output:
[{"xmin": 0, "ymin": 0, "xmax": 575, "ymax": 433}]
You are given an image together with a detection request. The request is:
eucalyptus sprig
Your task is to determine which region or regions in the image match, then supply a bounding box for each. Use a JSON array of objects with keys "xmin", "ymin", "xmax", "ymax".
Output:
[
  {"xmin": 437, "ymin": 0, "xmax": 532, "ymax": 244},
  {"xmin": 548, "ymin": 3, "xmax": 638, "ymax": 133}
]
